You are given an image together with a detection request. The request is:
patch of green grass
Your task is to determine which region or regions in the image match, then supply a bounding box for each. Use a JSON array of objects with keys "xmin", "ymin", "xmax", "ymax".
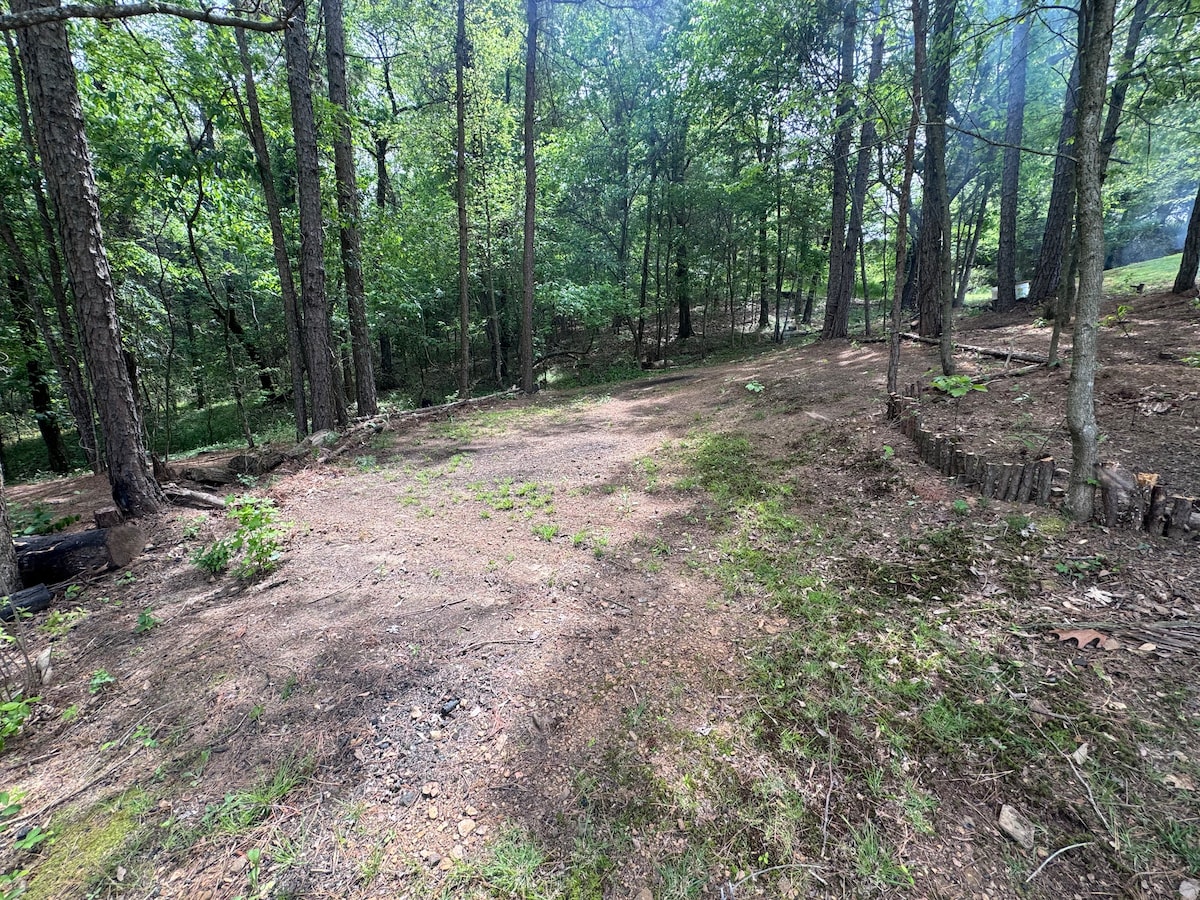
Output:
[
  {"xmin": 197, "ymin": 754, "xmax": 313, "ymax": 838},
  {"xmin": 441, "ymin": 828, "xmax": 561, "ymax": 899},
  {"xmin": 532, "ymin": 523, "xmax": 559, "ymax": 542},
  {"xmin": 687, "ymin": 432, "xmax": 786, "ymax": 507},
  {"xmin": 1103, "ymin": 253, "xmax": 1180, "ymax": 294}
]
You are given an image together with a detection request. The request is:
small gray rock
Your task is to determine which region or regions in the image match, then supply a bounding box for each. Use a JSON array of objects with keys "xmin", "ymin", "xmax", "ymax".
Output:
[
  {"xmin": 1179, "ymin": 878, "xmax": 1199, "ymax": 900},
  {"xmin": 998, "ymin": 804, "xmax": 1035, "ymax": 850}
]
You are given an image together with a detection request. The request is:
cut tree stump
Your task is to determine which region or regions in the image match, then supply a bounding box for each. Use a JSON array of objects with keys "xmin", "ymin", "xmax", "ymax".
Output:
[
  {"xmin": 0, "ymin": 585, "xmax": 52, "ymax": 622},
  {"xmin": 14, "ymin": 525, "xmax": 144, "ymax": 588}
]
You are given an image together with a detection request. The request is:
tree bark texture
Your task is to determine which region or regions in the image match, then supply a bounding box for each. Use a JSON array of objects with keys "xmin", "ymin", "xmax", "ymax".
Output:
[
  {"xmin": 284, "ymin": 0, "xmax": 336, "ymax": 430},
  {"xmin": 1065, "ymin": 0, "xmax": 1116, "ymax": 522},
  {"xmin": 1028, "ymin": 55, "xmax": 1080, "ymax": 307},
  {"xmin": 519, "ymin": 0, "xmax": 537, "ymax": 394},
  {"xmin": 915, "ymin": 0, "xmax": 954, "ymax": 358},
  {"xmin": 671, "ymin": 111, "xmax": 693, "ymax": 341},
  {"xmin": 1174, "ymin": 182, "xmax": 1200, "ymax": 294},
  {"xmin": 4, "ymin": 30, "xmax": 98, "ymax": 472},
  {"xmin": 12, "ymin": 0, "xmax": 163, "ymax": 515},
  {"xmin": 235, "ymin": 27, "xmax": 308, "ymax": 437},
  {"xmin": 0, "ymin": 470, "xmax": 20, "ymax": 597},
  {"xmin": 821, "ymin": 0, "xmax": 856, "ymax": 340},
  {"xmin": 323, "ymin": 0, "xmax": 377, "ymax": 416},
  {"xmin": 995, "ymin": 14, "xmax": 1029, "ymax": 313},
  {"xmin": 455, "ymin": 0, "xmax": 471, "ymax": 398}
]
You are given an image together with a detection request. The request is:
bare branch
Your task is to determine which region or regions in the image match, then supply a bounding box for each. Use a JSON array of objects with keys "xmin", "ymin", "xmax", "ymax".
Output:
[{"xmin": 0, "ymin": 2, "xmax": 285, "ymax": 33}]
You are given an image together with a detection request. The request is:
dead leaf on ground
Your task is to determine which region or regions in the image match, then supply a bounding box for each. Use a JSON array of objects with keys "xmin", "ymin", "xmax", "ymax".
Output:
[{"xmin": 1050, "ymin": 628, "xmax": 1121, "ymax": 651}]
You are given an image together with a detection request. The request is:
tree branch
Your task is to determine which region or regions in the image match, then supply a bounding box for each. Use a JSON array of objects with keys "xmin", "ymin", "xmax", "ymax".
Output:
[{"xmin": 0, "ymin": 2, "xmax": 285, "ymax": 32}]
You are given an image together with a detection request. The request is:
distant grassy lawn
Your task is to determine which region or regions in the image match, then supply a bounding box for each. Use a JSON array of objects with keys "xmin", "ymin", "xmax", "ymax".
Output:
[{"xmin": 1105, "ymin": 253, "xmax": 1181, "ymax": 293}]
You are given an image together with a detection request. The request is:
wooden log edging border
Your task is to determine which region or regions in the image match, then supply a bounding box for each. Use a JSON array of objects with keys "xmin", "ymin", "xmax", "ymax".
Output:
[{"xmin": 887, "ymin": 383, "xmax": 1198, "ymax": 540}]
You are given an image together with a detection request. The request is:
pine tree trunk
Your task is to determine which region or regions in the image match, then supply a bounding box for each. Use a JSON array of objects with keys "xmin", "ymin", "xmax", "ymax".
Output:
[
  {"xmin": 1028, "ymin": 56, "xmax": 1080, "ymax": 308},
  {"xmin": 5, "ymin": 30, "xmax": 98, "ymax": 472},
  {"xmin": 519, "ymin": 0, "xmax": 538, "ymax": 394},
  {"xmin": 455, "ymin": 0, "xmax": 471, "ymax": 398},
  {"xmin": 821, "ymin": 0, "xmax": 856, "ymax": 340},
  {"xmin": 1065, "ymin": 0, "xmax": 1116, "ymax": 522},
  {"xmin": 235, "ymin": 28, "xmax": 308, "ymax": 437},
  {"xmin": 284, "ymin": 0, "xmax": 337, "ymax": 431},
  {"xmin": 323, "ymin": 0, "xmax": 377, "ymax": 416},
  {"xmin": 13, "ymin": 0, "xmax": 162, "ymax": 515},
  {"xmin": 995, "ymin": 15, "xmax": 1029, "ymax": 313}
]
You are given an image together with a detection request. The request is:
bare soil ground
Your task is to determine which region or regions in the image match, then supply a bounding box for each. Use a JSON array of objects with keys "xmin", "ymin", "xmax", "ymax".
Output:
[{"xmin": 1, "ymin": 292, "xmax": 1198, "ymax": 900}]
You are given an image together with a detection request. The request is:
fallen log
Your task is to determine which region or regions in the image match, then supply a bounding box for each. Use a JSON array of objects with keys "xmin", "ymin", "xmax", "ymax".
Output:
[
  {"xmin": 163, "ymin": 485, "xmax": 227, "ymax": 510},
  {"xmin": 898, "ymin": 332, "xmax": 1051, "ymax": 365},
  {"xmin": 14, "ymin": 525, "xmax": 144, "ymax": 588},
  {"xmin": 0, "ymin": 585, "xmax": 52, "ymax": 622}
]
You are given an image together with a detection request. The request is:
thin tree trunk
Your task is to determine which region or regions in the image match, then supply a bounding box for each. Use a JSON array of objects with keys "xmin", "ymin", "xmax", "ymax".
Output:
[
  {"xmin": 995, "ymin": 14, "xmax": 1029, "ymax": 313},
  {"xmin": 1098, "ymin": 0, "xmax": 1149, "ymax": 180},
  {"xmin": 323, "ymin": 0, "xmax": 377, "ymax": 416},
  {"xmin": 822, "ymin": 0, "xmax": 856, "ymax": 340},
  {"xmin": 519, "ymin": 0, "xmax": 537, "ymax": 394},
  {"xmin": 234, "ymin": 27, "xmax": 307, "ymax": 437},
  {"xmin": 888, "ymin": 0, "xmax": 924, "ymax": 397},
  {"xmin": 284, "ymin": 0, "xmax": 336, "ymax": 431},
  {"xmin": 12, "ymin": 0, "xmax": 162, "ymax": 514},
  {"xmin": 1065, "ymin": 0, "xmax": 1116, "ymax": 522},
  {"xmin": 838, "ymin": 2, "xmax": 883, "ymax": 337},
  {"xmin": 454, "ymin": 0, "xmax": 471, "ymax": 398}
]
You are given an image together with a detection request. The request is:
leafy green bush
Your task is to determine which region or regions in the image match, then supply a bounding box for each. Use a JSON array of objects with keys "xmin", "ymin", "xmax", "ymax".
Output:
[
  {"xmin": 0, "ymin": 695, "xmax": 37, "ymax": 752},
  {"xmin": 8, "ymin": 503, "xmax": 80, "ymax": 536},
  {"xmin": 191, "ymin": 495, "xmax": 286, "ymax": 580},
  {"xmin": 929, "ymin": 374, "xmax": 986, "ymax": 398}
]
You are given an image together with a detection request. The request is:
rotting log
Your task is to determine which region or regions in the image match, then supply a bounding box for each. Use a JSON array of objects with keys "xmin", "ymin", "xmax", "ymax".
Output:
[
  {"xmin": 0, "ymin": 584, "xmax": 52, "ymax": 622},
  {"xmin": 983, "ymin": 462, "xmax": 1000, "ymax": 498},
  {"xmin": 1096, "ymin": 462, "xmax": 1138, "ymax": 527},
  {"xmin": 1147, "ymin": 485, "xmax": 1170, "ymax": 536},
  {"xmin": 1166, "ymin": 496, "xmax": 1195, "ymax": 540},
  {"xmin": 1034, "ymin": 458, "xmax": 1055, "ymax": 506},
  {"xmin": 898, "ymin": 332, "xmax": 1050, "ymax": 365},
  {"xmin": 1016, "ymin": 461, "xmax": 1036, "ymax": 502},
  {"xmin": 163, "ymin": 485, "xmax": 227, "ymax": 510},
  {"xmin": 14, "ymin": 525, "xmax": 144, "ymax": 588}
]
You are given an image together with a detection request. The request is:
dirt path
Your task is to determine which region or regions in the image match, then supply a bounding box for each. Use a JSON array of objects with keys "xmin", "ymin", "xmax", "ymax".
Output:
[{"xmin": 2, "ymin": 331, "xmax": 1198, "ymax": 900}]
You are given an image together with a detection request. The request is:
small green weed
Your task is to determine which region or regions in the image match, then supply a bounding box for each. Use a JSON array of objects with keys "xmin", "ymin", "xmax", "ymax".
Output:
[
  {"xmin": 8, "ymin": 503, "xmax": 80, "ymax": 536},
  {"xmin": 930, "ymin": 374, "xmax": 986, "ymax": 398},
  {"xmin": 88, "ymin": 670, "xmax": 116, "ymax": 695},
  {"xmin": 0, "ymin": 695, "xmax": 38, "ymax": 752},
  {"xmin": 532, "ymin": 523, "xmax": 559, "ymax": 542},
  {"xmin": 134, "ymin": 609, "xmax": 161, "ymax": 634},
  {"xmin": 41, "ymin": 607, "xmax": 87, "ymax": 637},
  {"xmin": 200, "ymin": 755, "xmax": 312, "ymax": 837}
]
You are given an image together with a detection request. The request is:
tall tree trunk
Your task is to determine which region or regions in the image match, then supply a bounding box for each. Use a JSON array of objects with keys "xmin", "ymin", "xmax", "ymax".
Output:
[
  {"xmin": 1028, "ymin": 55, "xmax": 1080, "ymax": 308},
  {"xmin": 1065, "ymin": 0, "xmax": 1116, "ymax": 522},
  {"xmin": 323, "ymin": 0, "xmax": 377, "ymax": 416},
  {"xmin": 12, "ymin": 0, "xmax": 162, "ymax": 514},
  {"xmin": 1174, "ymin": 183, "xmax": 1200, "ymax": 294},
  {"xmin": 519, "ymin": 0, "xmax": 538, "ymax": 394},
  {"xmin": 454, "ymin": 0, "xmax": 471, "ymax": 399},
  {"xmin": 888, "ymin": 0, "xmax": 924, "ymax": 397},
  {"xmin": 821, "ymin": 0, "xmax": 856, "ymax": 340},
  {"xmin": 284, "ymin": 0, "xmax": 336, "ymax": 431},
  {"xmin": 838, "ymin": 3, "xmax": 883, "ymax": 335},
  {"xmin": 995, "ymin": 14, "xmax": 1029, "ymax": 313},
  {"xmin": 234, "ymin": 27, "xmax": 308, "ymax": 437},
  {"xmin": 5, "ymin": 30, "xmax": 97, "ymax": 471},
  {"xmin": 671, "ymin": 112, "xmax": 693, "ymax": 341},
  {"xmin": 915, "ymin": 0, "xmax": 956, "ymax": 377}
]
